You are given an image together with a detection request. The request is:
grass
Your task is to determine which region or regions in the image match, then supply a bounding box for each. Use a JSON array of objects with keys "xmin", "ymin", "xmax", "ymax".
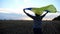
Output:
[{"xmin": 0, "ymin": 20, "xmax": 60, "ymax": 34}]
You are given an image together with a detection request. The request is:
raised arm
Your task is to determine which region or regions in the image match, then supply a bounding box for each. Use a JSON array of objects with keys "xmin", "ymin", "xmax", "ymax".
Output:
[
  {"xmin": 23, "ymin": 8, "xmax": 34, "ymax": 19},
  {"xmin": 41, "ymin": 10, "xmax": 50, "ymax": 18}
]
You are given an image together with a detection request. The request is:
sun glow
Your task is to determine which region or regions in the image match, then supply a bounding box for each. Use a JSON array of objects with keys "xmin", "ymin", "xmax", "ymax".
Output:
[
  {"xmin": 23, "ymin": 18, "xmax": 52, "ymax": 20},
  {"xmin": 24, "ymin": 17, "xmax": 33, "ymax": 20}
]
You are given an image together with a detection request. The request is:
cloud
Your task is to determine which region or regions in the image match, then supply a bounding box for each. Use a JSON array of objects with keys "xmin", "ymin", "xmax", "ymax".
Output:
[
  {"xmin": 23, "ymin": 0, "xmax": 33, "ymax": 7},
  {"xmin": 24, "ymin": 0, "xmax": 30, "ymax": 3},
  {"xmin": 0, "ymin": 8, "xmax": 60, "ymax": 20},
  {"xmin": 0, "ymin": 8, "xmax": 24, "ymax": 14}
]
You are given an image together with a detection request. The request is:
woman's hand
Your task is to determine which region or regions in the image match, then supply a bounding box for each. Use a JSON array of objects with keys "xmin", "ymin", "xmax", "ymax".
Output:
[
  {"xmin": 23, "ymin": 8, "xmax": 32, "ymax": 13},
  {"xmin": 23, "ymin": 8, "xmax": 32, "ymax": 11},
  {"xmin": 24, "ymin": 8, "xmax": 32, "ymax": 10}
]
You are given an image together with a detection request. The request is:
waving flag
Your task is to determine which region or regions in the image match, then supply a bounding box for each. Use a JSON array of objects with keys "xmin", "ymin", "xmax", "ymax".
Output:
[{"xmin": 31, "ymin": 5, "xmax": 57, "ymax": 15}]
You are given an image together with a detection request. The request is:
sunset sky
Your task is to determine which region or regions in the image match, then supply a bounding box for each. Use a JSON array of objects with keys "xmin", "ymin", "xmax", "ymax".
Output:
[{"xmin": 0, "ymin": 0, "xmax": 60, "ymax": 20}]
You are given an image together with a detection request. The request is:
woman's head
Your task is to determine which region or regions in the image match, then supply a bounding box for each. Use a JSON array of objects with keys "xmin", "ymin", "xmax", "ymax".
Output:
[{"xmin": 35, "ymin": 14, "xmax": 40, "ymax": 16}]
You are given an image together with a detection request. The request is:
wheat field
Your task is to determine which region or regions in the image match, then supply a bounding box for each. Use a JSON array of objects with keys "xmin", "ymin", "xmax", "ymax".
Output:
[{"xmin": 0, "ymin": 20, "xmax": 60, "ymax": 34}]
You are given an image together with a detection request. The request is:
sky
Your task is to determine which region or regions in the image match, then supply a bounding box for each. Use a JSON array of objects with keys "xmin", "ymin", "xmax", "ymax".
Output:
[{"xmin": 0, "ymin": 0, "xmax": 60, "ymax": 20}]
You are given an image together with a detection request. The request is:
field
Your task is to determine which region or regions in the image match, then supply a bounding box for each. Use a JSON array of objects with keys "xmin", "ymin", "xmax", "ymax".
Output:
[{"xmin": 0, "ymin": 20, "xmax": 60, "ymax": 34}]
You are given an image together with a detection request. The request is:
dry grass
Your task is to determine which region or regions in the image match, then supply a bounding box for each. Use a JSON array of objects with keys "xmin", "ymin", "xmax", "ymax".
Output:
[{"xmin": 0, "ymin": 20, "xmax": 60, "ymax": 34}]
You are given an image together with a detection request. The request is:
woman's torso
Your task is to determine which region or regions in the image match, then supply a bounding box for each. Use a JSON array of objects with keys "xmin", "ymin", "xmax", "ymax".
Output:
[{"xmin": 33, "ymin": 16, "xmax": 42, "ymax": 28}]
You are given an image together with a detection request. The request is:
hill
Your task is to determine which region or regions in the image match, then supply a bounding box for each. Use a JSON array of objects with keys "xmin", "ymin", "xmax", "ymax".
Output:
[{"xmin": 53, "ymin": 15, "xmax": 60, "ymax": 21}]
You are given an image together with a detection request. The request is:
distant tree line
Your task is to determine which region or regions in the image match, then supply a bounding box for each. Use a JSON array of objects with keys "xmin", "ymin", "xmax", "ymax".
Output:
[{"xmin": 53, "ymin": 15, "xmax": 60, "ymax": 21}]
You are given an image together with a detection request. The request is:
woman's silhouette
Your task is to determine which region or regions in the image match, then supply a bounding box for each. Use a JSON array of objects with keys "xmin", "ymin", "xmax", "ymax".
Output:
[{"xmin": 23, "ymin": 8, "xmax": 49, "ymax": 34}]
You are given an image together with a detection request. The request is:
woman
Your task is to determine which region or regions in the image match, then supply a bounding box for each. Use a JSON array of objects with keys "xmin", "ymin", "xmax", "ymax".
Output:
[{"xmin": 23, "ymin": 8, "xmax": 49, "ymax": 34}]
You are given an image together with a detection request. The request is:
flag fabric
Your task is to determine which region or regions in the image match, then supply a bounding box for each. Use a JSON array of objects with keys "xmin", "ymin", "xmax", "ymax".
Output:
[{"xmin": 31, "ymin": 5, "xmax": 57, "ymax": 15}]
